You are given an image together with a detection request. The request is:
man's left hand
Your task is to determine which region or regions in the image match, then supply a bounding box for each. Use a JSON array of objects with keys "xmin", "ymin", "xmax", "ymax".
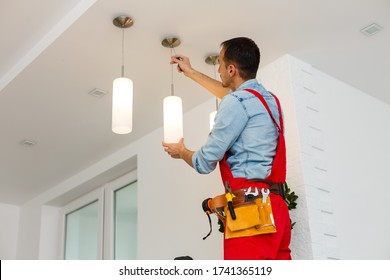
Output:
[{"xmin": 162, "ymin": 138, "xmax": 185, "ymax": 159}]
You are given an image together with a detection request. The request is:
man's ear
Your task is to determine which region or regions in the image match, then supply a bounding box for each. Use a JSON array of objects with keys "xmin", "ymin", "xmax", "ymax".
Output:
[{"xmin": 228, "ymin": 64, "xmax": 236, "ymax": 77}]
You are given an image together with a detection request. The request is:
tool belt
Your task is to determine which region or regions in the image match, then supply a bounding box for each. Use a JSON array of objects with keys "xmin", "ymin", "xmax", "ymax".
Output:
[
  {"xmin": 202, "ymin": 182, "xmax": 284, "ymax": 240},
  {"xmin": 207, "ymin": 182, "xmax": 284, "ymax": 216}
]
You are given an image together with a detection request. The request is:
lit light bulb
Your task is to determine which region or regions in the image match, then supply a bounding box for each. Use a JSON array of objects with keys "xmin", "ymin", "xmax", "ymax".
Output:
[
  {"xmin": 163, "ymin": 95, "xmax": 183, "ymax": 143},
  {"xmin": 112, "ymin": 77, "xmax": 133, "ymax": 134}
]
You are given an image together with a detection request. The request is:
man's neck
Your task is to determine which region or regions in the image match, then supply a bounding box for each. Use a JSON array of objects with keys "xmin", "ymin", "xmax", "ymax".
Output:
[{"xmin": 230, "ymin": 78, "xmax": 250, "ymax": 91}]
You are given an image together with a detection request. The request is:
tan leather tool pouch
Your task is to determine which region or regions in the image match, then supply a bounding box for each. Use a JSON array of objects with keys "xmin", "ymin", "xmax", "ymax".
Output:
[{"xmin": 225, "ymin": 196, "xmax": 276, "ymax": 239}]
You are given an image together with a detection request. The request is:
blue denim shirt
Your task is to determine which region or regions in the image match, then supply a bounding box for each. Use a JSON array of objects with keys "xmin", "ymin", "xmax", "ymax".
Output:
[{"xmin": 192, "ymin": 79, "xmax": 281, "ymax": 179}]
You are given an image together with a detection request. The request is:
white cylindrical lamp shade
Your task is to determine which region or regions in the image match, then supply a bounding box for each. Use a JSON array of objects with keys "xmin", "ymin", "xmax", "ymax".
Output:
[
  {"xmin": 163, "ymin": 95, "xmax": 183, "ymax": 143},
  {"xmin": 112, "ymin": 77, "xmax": 133, "ymax": 134},
  {"xmin": 209, "ymin": 110, "xmax": 217, "ymax": 131}
]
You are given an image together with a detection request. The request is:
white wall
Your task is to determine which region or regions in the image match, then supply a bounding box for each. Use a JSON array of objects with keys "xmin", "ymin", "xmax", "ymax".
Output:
[
  {"xmin": 262, "ymin": 55, "xmax": 390, "ymax": 259},
  {"xmin": 317, "ymin": 66, "xmax": 390, "ymax": 259},
  {"xmin": 290, "ymin": 56, "xmax": 340, "ymax": 259},
  {"xmin": 0, "ymin": 203, "xmax": 20, "ymax": 259}
]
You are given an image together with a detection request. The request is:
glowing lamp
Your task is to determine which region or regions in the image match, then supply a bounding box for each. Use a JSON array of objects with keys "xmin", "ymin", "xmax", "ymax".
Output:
[
  {"xmin": 163, "ymin": 95, "xmax": 183, "ymax": 143},
  {"xmin": 112, "ymin": 77, "xmax": 133, "ymax": 134}
]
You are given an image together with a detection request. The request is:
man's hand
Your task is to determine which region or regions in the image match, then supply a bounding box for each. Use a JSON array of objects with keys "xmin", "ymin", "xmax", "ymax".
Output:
[
  {"xmin": 162, "ymin": 138, "xmax": 194, "ymax": 168},
  {"xmin": 171, "ymin": 55, "xmax": 194, "ymax": 77},
  {"xmin": 171, "ymin": 55, "xmax": 229, "ymax": 100},
  {"xmin": 162, "ymin": 138, "xmax": 185, "ymax": 159}
]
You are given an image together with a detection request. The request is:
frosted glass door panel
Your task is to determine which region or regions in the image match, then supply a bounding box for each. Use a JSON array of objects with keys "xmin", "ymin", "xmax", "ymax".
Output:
[
  {"xmin": 114, "ymin": 181, "xmax": 137, "ymax": 259},
  {"xmin": 64, "ymin": 200, "xmax": 99, "ymax": 260}
]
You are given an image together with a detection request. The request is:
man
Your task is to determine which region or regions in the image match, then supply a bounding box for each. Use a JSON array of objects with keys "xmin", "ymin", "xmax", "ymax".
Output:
[{"xmin": 162, "ymin": 37, "xmax": 291, "ymax": 260}]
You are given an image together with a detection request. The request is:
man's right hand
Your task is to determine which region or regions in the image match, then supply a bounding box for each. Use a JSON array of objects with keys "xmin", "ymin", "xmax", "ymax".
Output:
[
  {"xmin": 171, "ymin": 55, "xmax": 194, "ymax": 77},
  {"xmin": 170, "ymin": 54, "xmax": 229, "ymax": 100}
]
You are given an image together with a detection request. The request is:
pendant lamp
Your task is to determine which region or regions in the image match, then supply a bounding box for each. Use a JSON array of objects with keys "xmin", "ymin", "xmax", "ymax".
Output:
[
  {"xmin": 112, "ymin": 16, "xmax": 134, "ymax": 134},
  {"xmin": 162, "ymin": 37, "xmax": 183, "ymax": 143},
  {"xmin": 205, "ymin": 55, "xmax": 220, "ymax": 131}
]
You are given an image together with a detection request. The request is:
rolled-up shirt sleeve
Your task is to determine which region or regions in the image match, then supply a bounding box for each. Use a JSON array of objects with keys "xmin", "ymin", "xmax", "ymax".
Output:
[{"xmin": 192, "ymin": 94, "xmax": 248, "ymax": 174}]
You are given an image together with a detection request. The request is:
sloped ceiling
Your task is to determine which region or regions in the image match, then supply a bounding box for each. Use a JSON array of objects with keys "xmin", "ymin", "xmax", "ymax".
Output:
[{"xmin": 0, "ymin": 0, "xmax": 389, "ymax": 205}]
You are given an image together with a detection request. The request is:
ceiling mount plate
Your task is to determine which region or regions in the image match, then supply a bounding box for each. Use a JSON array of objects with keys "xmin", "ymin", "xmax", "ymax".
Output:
[
  {"xmin": 113, "ymin": 16, "xmax": 133, "ymax": 28},
  {"xmin": 205, "ymin": 55, "xmax": 219, "ymax": 65},
  {"xmin": 162, "ymin": 37, "xmax": 181, "ymax": 48}
]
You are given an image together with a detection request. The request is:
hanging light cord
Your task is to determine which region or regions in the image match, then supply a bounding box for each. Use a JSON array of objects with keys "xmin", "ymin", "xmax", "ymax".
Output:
[
  {"xmin": 213, "ymin": 63, "xmax": 219, "ymax": 110},
  {"xmin": 170, "ymin": 46, "xmax": 177, "ymax": 96},
  {"xmin": 120, "ymin": 28, "xmax": 125, "ymax": 77}
]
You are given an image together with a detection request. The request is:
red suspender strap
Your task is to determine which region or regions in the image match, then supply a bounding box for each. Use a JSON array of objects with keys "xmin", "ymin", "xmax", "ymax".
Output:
[
  {"xmin": 244, "ymin": 88, "xmax": 286, "ymax": 183},
  {"xmin": 244, "ymin": 89, "xmax": 283, "ymax": 134},
  {"xmin": 271, "ymin": 92, "xmax": 284, "ymax": 132}
]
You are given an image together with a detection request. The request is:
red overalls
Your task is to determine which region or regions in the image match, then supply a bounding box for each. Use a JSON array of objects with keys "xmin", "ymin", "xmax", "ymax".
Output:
[{"xmin": 220, "ymin": 89, "xmax": 292, "ymax": 260}]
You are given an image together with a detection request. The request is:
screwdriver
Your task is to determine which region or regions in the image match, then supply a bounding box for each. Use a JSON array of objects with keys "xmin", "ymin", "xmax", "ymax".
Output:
[{"xmin": 225, "ymin": 182, "xmax": 236, "ymax": 220}]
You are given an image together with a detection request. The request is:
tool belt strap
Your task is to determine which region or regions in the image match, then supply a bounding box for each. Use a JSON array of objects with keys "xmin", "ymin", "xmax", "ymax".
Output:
[{"xmin": 254, "ymin": 180, "xmax": 285, "ymax": 197}]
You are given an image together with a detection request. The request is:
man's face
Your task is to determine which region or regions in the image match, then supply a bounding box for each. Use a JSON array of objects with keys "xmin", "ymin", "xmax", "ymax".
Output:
[{"xmin": 218, "ymin": 48, "xmax": 232, "ymax": 89}]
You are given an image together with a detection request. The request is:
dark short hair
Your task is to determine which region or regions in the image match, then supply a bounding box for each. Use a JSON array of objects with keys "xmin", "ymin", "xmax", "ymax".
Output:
[{"xmin": 220, "ymin": 37, "xmax": 260, "ymax": 80}]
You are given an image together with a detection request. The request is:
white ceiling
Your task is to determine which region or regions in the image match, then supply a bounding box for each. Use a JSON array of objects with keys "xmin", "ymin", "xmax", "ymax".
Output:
[{"xmin": 1, "ymin": 0, "xmax": 389, "ymax": 205}]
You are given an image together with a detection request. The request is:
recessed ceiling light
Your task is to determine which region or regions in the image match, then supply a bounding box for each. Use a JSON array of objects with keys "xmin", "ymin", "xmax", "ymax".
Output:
[
  {"xmin": 360, "ymin": 23, "xmax": 383, "ymax": 37},
  {"xmin": 88, "ymin": 88, "xmax": 108, "ymax": 98},
  {"xmin": 20, "ymin": 139, "xmax": 37, "ymax": 147}
]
